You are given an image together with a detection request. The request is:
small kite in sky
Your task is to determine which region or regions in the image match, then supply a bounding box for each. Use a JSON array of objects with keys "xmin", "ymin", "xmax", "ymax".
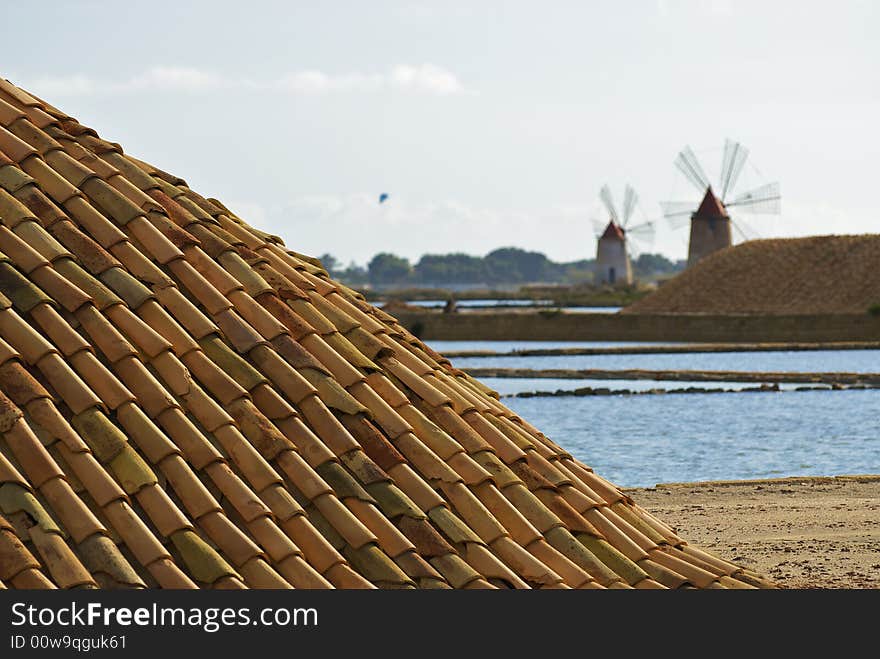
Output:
[{"xmin": 379, "ymin": 193, "xmax": 389, "ymax": 204}]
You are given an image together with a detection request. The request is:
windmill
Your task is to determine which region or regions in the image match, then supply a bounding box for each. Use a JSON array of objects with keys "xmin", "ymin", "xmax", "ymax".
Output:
[
  {"xmin": 591, "ymin": 184, "xmax": 655, "ymax": 286},
  {"xmin": 661, "ymin": 139, "xmax": 781, "ymax": 267}
]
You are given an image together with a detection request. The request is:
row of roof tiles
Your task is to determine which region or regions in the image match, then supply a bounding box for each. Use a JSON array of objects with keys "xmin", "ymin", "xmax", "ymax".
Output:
[{"xmin": 0, "ymin": 77, "xmax": 775, "ymax": 590}]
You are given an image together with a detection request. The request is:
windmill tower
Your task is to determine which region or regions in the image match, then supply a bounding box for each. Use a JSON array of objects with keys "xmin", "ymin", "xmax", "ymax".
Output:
[
  {"xmin": 592, "ymin": 184, "xmax": 655, "ymax": 286},
  {"xmin": 661, "ymin": 139, "xmax": 781, "ymax": 267}
]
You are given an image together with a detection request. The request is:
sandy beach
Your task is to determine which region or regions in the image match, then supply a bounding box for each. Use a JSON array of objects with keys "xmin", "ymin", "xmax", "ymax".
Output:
[{"xmin": 627, "ymin": 475, "xmax": 880, "ymax": 589}]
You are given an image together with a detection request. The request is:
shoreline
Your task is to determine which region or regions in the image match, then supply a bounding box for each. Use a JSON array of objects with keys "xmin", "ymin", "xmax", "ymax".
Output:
[
  {"xmin": 502, "ymin": 383, "xmax": 875, "ymax": 398},
  {"xmin": 394, "ymin": 309, "xmax": 880, "ymax": 343},
  {"xmin": 443, "ymin": 341, "xmax": 880, "ymax": 358},
  {"xmin": 625, "ymin": 474, "xmax": 880, "ymax": 589},
  {"xmin": 466, "ymin": 367, "xmax": 880, "ymax": 385},
  {"xmin": 626, "ymin": 473, "xmax": 880, "ymax": 489}
]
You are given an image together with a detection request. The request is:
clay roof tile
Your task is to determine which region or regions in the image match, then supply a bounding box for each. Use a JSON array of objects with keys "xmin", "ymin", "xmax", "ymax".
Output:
[{"xmin": 0, "ymin": 77, "xmax": 774, "ymax": 590}]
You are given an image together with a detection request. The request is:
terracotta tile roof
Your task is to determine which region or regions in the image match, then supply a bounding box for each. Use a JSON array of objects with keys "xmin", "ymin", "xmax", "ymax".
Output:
[{"xmin": 0, "ymin": 77, "xmax": 776, "ymax": 589}]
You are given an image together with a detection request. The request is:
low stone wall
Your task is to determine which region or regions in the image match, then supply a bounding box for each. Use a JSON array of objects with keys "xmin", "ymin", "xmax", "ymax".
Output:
[{"xmin": 393, "ymin": 311, "xmax": 880, "ymax": 343}]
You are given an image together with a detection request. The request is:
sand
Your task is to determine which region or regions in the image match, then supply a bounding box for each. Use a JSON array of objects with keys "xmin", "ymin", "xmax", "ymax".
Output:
[
  {"xmin": 625, "ymin": 474, "xmax": 880, "ymax": 589},
  {"xmin": 622, "ymin": 234, "xmax": 880, "ymax": 315}
]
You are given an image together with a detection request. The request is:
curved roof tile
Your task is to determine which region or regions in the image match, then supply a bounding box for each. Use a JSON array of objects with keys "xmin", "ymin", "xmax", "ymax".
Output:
[{"xmin": 0, "ymin": 78, "xmax": 776, "ymax": 589}]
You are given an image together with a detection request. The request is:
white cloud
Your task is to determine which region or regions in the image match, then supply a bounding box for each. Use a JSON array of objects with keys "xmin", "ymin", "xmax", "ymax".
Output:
[
  {"xmin": 123, "ymin": 67, "xmax": 227, "ymax": 92},
  {"xmin": 273, "ymin": 71, "xmax": 386, "ymax": 94},
  {"xmin": 221, "ymin": 200, "xmax": 269, "ymax": 227},
  {"xmin": 390, "ymin": 64, "xmax": 464, "ymax": 95},
  {"xmin": 22, "ymin": 65, "xmax": 466, "ymax": 97},
  {"xmin": 26, "ymin": 73, "xmax": 97, "ymax": 96}
]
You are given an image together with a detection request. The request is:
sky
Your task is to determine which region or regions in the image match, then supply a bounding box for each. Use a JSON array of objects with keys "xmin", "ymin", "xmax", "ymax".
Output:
[{"xmin": 3, "ymin": 1, "xmax": 877, "ymax": 266}]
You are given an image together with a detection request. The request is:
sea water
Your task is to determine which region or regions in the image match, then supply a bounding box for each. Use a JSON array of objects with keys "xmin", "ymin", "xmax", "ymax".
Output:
[
  {"xmin": 427, "ymin": 340, "xmax": 688, "ymax": 353},
  {"xmin": 424, "ymin": 341, "xmax": 880, "ymax": 487},
  {"xmin": 441, "ymin": 346, "xmax": 880, "ymax": 373},
  {"xmin": 506, "ymin": 389, "xmax": 880, "ymax": 488}
]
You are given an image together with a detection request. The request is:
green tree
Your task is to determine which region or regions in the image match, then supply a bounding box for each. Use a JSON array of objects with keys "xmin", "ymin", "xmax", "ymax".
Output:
[
  {"xmin": 633, "ymin": 253, "xmax": 685, "ymax": 277},
  {"xmin": 368, "ymin": 253, "xmax": 412, "ymax": 284},
  {"xmin": 318, "ymin": 253, "xmax": 340, "ymax": 274},
  {"xmin": 414, "ymin": 253, "xmax": 485, "ymax": 284},
  {"xmin": 484, "ymin": 247, "xmax": 553, "ymax": 284},
  {"xmin": 338, "ymin": 261, "xmax": 368, "ymax": 285}
]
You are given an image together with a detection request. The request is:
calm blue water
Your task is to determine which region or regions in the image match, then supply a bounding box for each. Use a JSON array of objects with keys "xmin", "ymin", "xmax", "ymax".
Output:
[
  {"xmin": 506, "ymin": 390, "xmax": 880, "ymax": 488},
  {"xmin": 427, "ymin": 340, "xmax": 880, "ymax": 486},
  {"xmin": 559, "ymin": 306, "xmax": 622, "ymax": 313},
  {"xmin": 406, "ymin": 299, "xmax": 554, "ymax": 308},
  {"xmin": 427, "ymin": 340, "xmax": 689, "ymax": 353},
  {"xmin": 480, "ymin": 377, "xmax": 819, "ymax": 396},
  {"xmin": 449, "ymin": 349, "xmax": 880, "ymax": 373},
  {"xmin": 403, "ymin": 301, "xmax": 619, "ymax": 313}
]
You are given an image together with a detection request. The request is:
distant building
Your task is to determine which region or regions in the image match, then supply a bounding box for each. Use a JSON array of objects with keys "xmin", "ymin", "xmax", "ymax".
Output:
[
  {"xmin": 687, "ymin": 187, "xmax": 732, "ymax": 267},
  {"xmin": 595, "ymin": 221, "xmax": 633, "ymax": 285},
  {"xmin": 662, "ymin": 141, "xmax": 781, "ymax": 269}
]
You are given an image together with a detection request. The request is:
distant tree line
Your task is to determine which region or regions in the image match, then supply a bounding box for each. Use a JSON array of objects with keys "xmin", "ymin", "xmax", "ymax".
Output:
[{"xmin": 319, "ymin": 247, "xmax": 684, "ymax": 288}]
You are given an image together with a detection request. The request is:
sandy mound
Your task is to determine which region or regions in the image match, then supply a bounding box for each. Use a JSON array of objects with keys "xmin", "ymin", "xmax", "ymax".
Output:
[{"xmin": 624, "ymin": 235, "xmax": 880, "ymax": 315}]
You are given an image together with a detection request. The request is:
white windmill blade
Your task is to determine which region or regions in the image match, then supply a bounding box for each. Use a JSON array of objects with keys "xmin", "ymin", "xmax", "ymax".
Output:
[
  {"xmin": 660, "ymin": 201, "xmax": 696, "ymax": 229},
  {"xmin": 674, "ymin": 145, "xmax": 711, "ymax": 193},
  {"xmin": 627, "ymin": 235, "xmax": 646, "ymax": 261},
  {"xmin": 591, "ymin": 217, "xmax": 607, "ymax": 237},
  {"xmin": 731, "ymin": 216, "xmax": 761, "ymax": 242},
  {"xmin": 621, "ymin": 184, "xmax": 639, "ymax": 227},
  {"xmin": 628, "ymin": 243, "xmax": 641, "ymax": 261},
  {"xmin": 599, "ymin": 184, "xmax": 619, "ymax": 223},
  {"xmin": 730, "ymin": 219, "xmax": 749, "ymax": 243},
  {"xmin": 719, "ymin": 138, "xmax": 750, "ymax": 202},
  {"xmin": 626, "ymin": 220, "xmax": 656, "ymax": 245},
  {"xmin": 726, "ymin": 182, "xmax": 781, "ymax": 214}
]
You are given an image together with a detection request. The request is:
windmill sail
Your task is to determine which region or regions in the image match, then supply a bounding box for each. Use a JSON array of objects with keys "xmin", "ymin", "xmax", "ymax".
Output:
[
  {"xmin": 730, "ymin": 217, "xmax": 760, "ymax": 242},
  {"xmin": 719, "ymin": 139, "xmax": 749, "ymax": 202},
  {"xmin": 726, "ymin": 182, "xmax": 781, "ymax": 214},
  {"xmin": 621, "ymin": 184, "xmax": 638, "ymax": 227},
  {"xmin": 665, "ymin": 140, "xmax": 780, "ymax": 266},
  {"xmin": 674, "ymin": 146, "xmax": 710, "ymax": 193},
  {"xmin": 626, "ymin": 220, "xmax": 655, "ymax": 243},
  {"xmin": 660, "ymin": 201, "xmax": 697, "ymax": 229},
  {"xmin": 599, "ymin": 184, "xmax": 619, "ymax": 223},
  {"xmin": 627, "ymin": 224, "xmax": 655, "ymax": 260}
]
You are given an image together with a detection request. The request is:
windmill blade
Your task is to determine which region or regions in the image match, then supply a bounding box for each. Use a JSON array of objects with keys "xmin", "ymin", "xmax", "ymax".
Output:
[
  {"xmin": 674, "ymin": 145, "xmax": 710, "ymax": 193},
  {"xmin": 626, "ymin": 221, "xmax": 655, "ymax": 244},
  {"xmin": 591, "ymin": 217, "xmax": 607, "ymax": 237},
  {"xmin": 731, "ymin": 220, "xmax": 750, "ymax": 243},
  {"xmin": 730, "ymin": 216, "xmax": 761, "ymax": 242},
  {"xmin": 719, "ymin": 138, "xmax": 750, "ymax": 202},
  {"xmin": 660, "ymin": 201, "xmax": 696, "ymax": 217},
  {"xmin": 726, "ymin": 182, "xmax": 781, "ymax": 214},
  {"xmin": 621, "ymin": 184, "xmax": 638, "ymax": 226},
  {"xmin": 599, "ymin": 185, "xmax": 619, "ymax": 223},
  {"xmin": 628, "ymin": 239, "xmax": 642, "ymax": 261},
  {"xmin": 660, "ymin": 201, "xmax": 696, "ymax": 230},
  {"xmin": 665, "ymin": 215, "xmax": 693, "ymax": 230}
]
